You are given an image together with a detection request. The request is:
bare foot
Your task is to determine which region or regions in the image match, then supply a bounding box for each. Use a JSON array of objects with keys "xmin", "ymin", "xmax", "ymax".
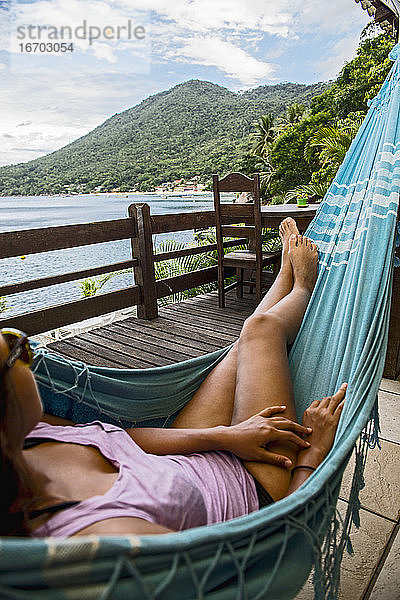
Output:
[
  {"xmin": 279, "ymin": 217, "xmax": 299, "ymax": 267},
  {"xmin": 297, "ymin": 383, "xmax": 347, "ymax": 468},
  {"xmin": 284, "ymin": 383, "xmax": 347, "ymax": 497},
  {"xmin": 288, "ymin": 234, "xmax": 318, "ymax": 292}
]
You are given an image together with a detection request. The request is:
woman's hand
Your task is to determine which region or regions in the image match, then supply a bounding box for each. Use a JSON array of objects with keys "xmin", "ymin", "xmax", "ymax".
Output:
[{"xmin": 221, "ymin": 406, "xmax": 312, "ymax": 468}]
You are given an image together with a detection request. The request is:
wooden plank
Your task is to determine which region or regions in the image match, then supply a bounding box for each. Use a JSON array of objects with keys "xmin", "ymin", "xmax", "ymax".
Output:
[
  {"xmin": 384, "ymin": 262, "xmax": 400, "ymax": 379},
  {"xmin": 47, "ymin": 340, "xmax": 127, "ymax": 369},
  {"xmin": 151, "ymin": 211, "xmax": 215, "ymax": 234},
  {"xmin": 157, "ymin": 312, "xmax": 237, "ymax": 343},
  {"xmin": 217, "ymin": 172, "xmax": 254, "ymax": 192},
  {"xmin": 109, "ymin": 320, "xmax": 220, "ymax": 354},
  {"xmin": 163, "ymin": 305, "xmax": 244, "ymax": 334},
  {"xmin": 165, "ymin": 292, "xmax": 251, "ymax": 317},
  {"xmin": 52, "ymin": 334, "xmax": 163, "ymax": 369},
  {"xmin": 168, "ymin": 288, "xmax": 260, "ymax": 313},
  {"xmin": 260, "ymin": 204, "xmax": 318, "ymax": 219},
  {"xmin": 260, "ymin": 215, "xmax": 313, "ymax": 231},
  {"xmin": 103, "ymin": 322, "xmax": 204, "ymax": 358},
  {"xmin": 219, "ymin": 204, "xmax": 254, "ymax": 218},
  {"xmin": 84, "ymin": 327, "xmax": 193, "ymax": 364},
  {"xmin": 160, "ymin": 294, "xmax": 242, "ymax": 319},
  {"xmin": 129, "ymin": 204, "xmax": 158, "ymax": 319},
  {"xmin": 182, "ymin": 304, "xmax": 248, "ymax": 325},
  {"xmin": 0, "ymin": 259, "xmax": 138, "ymax": 296},
  {"xmin": 383, "ymin": 203, "xmax": 400, "ymax": 380},
  {"xmin": 156, "ymin": 267, "xmax": 218, "ymax": 299},
  {"xmin": 0, "ymin": 286, "xmax": 141, "ymax": 336},
  {"xmin": 0, "ymin": 218, "xmax": 134, "ymax": 259},
  {"xmin": 221, "ymin": 225, "xmax": 255, "ymax": 239},
  {"xmin": 179, "ymin": 290, "xmax": 256, "ymax": 314},
  {"xmin": 165, "ymin": 301, "xmax": 248, "ymax": 325},
  {"xmin": 121, "ymin": 315, "xmax": 232, "ymax": 348},
  {"xmin": 189, "ymin": 293, "xmax": 256, "ymax": 314},
  {"xmin": 45, "ymin": 290, "xmax": 256, "ymax": 368},
  {"xmin": 159, "ymin": 306, "xmax": 242, "ymax": 336},
  {"xmin": 214, "ymin": 173, "xmax": 227, "ymax": 309},
  {"xmin": 65, "ymin": 333, "xmax": 162, "ymax": 368}
]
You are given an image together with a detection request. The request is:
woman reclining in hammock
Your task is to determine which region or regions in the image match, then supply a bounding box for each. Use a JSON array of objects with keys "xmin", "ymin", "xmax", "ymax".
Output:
[{"xmin": 0, "ymin": 218, "xmax": 347, "ymax": 538}]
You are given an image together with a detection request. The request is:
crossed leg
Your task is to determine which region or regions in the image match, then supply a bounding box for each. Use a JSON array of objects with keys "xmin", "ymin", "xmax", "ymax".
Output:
[
  {"xmin": 172, "ymin": 221, "xmax": 319, "ymax": 501},
  {"xmin": 231, "ymin": 239, "xmax": 317, "ymax": 499},
  {"xmin": 172, "ymin": 218, "xmax": 297, "ymax": 430}
]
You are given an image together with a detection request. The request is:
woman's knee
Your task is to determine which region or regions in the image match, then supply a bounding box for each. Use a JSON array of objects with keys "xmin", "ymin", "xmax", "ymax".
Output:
[{"xmin": 240, "ymin": 312, "xmax": 284, "ymax": 344}]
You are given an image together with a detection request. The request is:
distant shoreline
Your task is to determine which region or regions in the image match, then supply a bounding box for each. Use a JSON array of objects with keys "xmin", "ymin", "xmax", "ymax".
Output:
[{"xmin": 0, "ymin": 191, "xmax": 230, "ymax": 199}]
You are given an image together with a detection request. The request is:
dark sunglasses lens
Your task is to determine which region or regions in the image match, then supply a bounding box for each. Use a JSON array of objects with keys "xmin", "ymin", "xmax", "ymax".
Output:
[{"xmin": 3, "ymin": 333, "xmax": 31, "ymax": 365}]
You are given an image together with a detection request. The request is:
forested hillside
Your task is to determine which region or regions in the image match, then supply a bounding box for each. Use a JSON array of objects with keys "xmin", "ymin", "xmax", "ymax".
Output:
[
  {"xmin": 0, "ymin": 80, "xmax": 328, "ymax": 195},
  {"xmin": 243, "ymin": 31, "xmax": 396, "ymax": 201}
]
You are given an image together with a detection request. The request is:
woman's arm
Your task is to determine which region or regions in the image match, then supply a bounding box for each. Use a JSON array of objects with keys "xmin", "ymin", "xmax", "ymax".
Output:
[
  {"xmin": 126, "ymin": 425, "xmax": 225, "ymax": 454},
  {"xmin": 126, "ymin": 406, "xmax": 312, "ymax": 468}
]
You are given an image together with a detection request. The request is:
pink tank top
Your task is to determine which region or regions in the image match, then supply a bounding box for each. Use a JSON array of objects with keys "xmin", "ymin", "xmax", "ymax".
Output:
[{"xmin": 27, "ymin": 421, "xmax": 259, "ymax": 537}]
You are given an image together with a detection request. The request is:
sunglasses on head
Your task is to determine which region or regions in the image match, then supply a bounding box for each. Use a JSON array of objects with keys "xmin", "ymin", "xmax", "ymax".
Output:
[{"xmin": 0, "ymin": 328, "xmax": 33, "ymax": 374}]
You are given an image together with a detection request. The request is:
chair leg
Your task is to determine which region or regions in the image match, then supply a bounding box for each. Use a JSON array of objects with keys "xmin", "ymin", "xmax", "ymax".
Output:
[
  {"xmin": 218, "ymin": 265, "xmax": 225, "ymax": 308},
  {"xmin": 256, "ymin": 266, "xmax": 262, "ymax": 305},
  {"xmin": 247, "ymin": 269, "xmax": 254, "ymax": 295},
  {"xmin": 236, "ymin": 268, "xmax": 243, "ymax": 298}
]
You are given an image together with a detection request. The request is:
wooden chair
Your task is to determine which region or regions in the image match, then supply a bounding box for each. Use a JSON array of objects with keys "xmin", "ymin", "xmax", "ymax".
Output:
[{"xmin": 213, "ymin": 172, "xmax": 281, "ymax": 308}]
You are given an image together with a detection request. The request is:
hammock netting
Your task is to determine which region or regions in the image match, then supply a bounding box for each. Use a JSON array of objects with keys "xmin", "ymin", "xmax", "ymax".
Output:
[{"xmin": 1, "ymin": 44, "xmax": 400, "ymax": 600}]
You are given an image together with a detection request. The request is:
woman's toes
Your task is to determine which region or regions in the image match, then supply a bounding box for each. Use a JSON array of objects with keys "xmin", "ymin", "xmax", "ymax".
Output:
[
  {"xmin": 329, "ymin": 384, "xmax": 347, "ymax": 411},
  {"xmin": 280, "ymin": 218, "xmax": 299, "ymax": 243},
  {"xmin": 288, "ymin": 234, "xmax": 297, "ymax": 250}
]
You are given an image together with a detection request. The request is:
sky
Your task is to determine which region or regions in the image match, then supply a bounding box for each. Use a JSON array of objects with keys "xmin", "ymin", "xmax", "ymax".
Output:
[{"xmin": 0, "ymin": 0, "xmax": 371, "ymax": 167}]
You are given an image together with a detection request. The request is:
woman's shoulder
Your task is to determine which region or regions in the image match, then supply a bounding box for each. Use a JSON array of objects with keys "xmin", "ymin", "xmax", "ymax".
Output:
[{"xmin": 71, "ymin": 516, "xmax": 175, "ymax": 537}]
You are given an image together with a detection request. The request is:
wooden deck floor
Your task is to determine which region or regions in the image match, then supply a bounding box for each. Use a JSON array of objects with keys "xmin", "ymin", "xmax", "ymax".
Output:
[{"xmin": 48, "ymin": 291, "xmax": 258, "ymax": 368}]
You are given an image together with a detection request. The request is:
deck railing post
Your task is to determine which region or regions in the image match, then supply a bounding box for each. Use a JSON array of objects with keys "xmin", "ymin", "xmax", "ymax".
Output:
[
  {"xmin": 384, "ymin": 203, "xmax": 400, "ymax": 379},
  {"xmin": 129, "ymin": 203, "xmax": 158, "ymax": 320}
]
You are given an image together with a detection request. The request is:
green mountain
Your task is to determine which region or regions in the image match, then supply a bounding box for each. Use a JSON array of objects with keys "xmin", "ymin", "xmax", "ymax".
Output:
[{"xmin": 0, "ymin": 79, "xmax": 329, "ymax": 195}]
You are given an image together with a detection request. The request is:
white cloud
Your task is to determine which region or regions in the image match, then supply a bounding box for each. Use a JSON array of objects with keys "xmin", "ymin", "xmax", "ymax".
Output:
[
  {"xmin": 121, "ymin": 0, "xmax": 293, "ymax": 36},
  {"xmin": 175, "ymin": 37, "xmax": 276, "ymax": 86},
  {"xmin": 0, "ymin": 0, "xmax": 372, "ymax": 165},
  {"xmin": 297, "ymin": 0, "xmax": 368, "ymax": 34},
  {"xmin": 315, "ymin": 36, "xmax": 362, "ymax": 81},
  {"xmin": 0, "ymin": 64, "xmax": 170, "ymax": 166},
  {"xmin": 5, "ymin": 0, "xmax": 150, "ymax": 72},
  {"xmin": 144, "ymin": 0, "xmax": 368, "ymax": 85}
]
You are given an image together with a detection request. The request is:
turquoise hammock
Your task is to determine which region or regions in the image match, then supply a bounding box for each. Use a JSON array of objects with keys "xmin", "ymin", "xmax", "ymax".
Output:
[{"xmin": 1, "ymin": 44, "xmax": 400, "ymax": 600}]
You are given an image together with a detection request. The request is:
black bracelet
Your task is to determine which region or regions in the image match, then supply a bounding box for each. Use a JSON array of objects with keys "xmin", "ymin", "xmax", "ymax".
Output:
[{"xmin": 291, "ymin": 465, "xmax": 317, "ymax": 475}]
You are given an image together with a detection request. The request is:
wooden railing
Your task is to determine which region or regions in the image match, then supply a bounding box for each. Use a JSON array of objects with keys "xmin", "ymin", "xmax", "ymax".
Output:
[
  {"xmin": 0, "ymin": 203, "xmax": 244, "ymax": 335},
  {"xmin": 1, "ymin": 201, "xmax": 399, "ymax": 379}
]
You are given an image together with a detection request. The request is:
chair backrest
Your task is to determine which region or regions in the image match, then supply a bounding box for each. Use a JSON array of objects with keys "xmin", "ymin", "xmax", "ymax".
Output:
[{"xmin": 213, "ymin": 172, "xmax": 262, "ymax": 262}]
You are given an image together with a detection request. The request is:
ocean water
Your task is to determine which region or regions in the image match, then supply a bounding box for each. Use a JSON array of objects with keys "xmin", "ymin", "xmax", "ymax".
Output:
[{"xmin": 0, "ymin": 193, "xmax": 226, "ymax": 317}]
